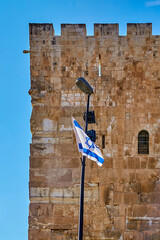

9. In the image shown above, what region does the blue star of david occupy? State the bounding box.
[85,137,94,149]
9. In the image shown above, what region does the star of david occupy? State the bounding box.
[85,137,94,149]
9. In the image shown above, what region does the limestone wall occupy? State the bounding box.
[29,23,160,240]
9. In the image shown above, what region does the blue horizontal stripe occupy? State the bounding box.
[74,120,83,130]
[82,148,104,164]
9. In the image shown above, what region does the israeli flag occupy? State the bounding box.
[72,117,104,166]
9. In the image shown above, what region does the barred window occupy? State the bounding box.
[138,130,149,154]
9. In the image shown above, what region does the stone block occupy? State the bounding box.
[148,157,157,169]
[147,204,160,217]
[128,157,135,169]
[133,204,147,217]
[124,231,144,240]
[144,231,160,240]
[114,217,126,230]
[127,220,138,231]
[155,181,160,192]
[29,229,52,240]
[113,192,124,204]
[131,182,141,194]
[141,181,155,193]
[124,192,139,204]
[151,192,160,204]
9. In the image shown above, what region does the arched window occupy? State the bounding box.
[138,130,149,154]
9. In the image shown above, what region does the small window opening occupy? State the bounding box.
[138,130,149,154]
[102,135,105,149]
[99,54,101,77]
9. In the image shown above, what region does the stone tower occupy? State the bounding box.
[29,23,160,240]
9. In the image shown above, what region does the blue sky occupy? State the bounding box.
[0,0,160,239]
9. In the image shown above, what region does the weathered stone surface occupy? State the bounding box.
[29,23,160,240]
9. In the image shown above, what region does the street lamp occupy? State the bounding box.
[76,77,93,240]
[76,77,93,96]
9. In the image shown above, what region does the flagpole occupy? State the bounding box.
[78,94,90,240]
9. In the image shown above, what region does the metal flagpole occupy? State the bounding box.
[78,94,90,240]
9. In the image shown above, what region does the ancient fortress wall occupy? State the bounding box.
[29,23,160,240]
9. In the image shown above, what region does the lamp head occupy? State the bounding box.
[76,77,93,95]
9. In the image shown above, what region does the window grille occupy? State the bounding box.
[138,130,149,154]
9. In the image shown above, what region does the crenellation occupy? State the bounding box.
[29,23,160,39]
[127,23,152,36]
[94,23,119,37]
[61,24,86,37]
[29,23,54,36]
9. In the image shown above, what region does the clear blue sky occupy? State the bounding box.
[0,0,160,239]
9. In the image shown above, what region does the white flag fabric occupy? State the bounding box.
[72,117,104,166]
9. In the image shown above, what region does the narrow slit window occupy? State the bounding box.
[138,130,149,154]
[102,135,105,149]
[99,54,101,77]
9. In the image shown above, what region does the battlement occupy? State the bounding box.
[29,23,54,36]
[127,23,152,36]
[29,23,156,37]
[94,24,119,36]
[61,24,86,36]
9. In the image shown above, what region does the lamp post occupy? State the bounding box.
[76,77,93,240]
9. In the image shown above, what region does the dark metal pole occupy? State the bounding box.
[78,94,90,240]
